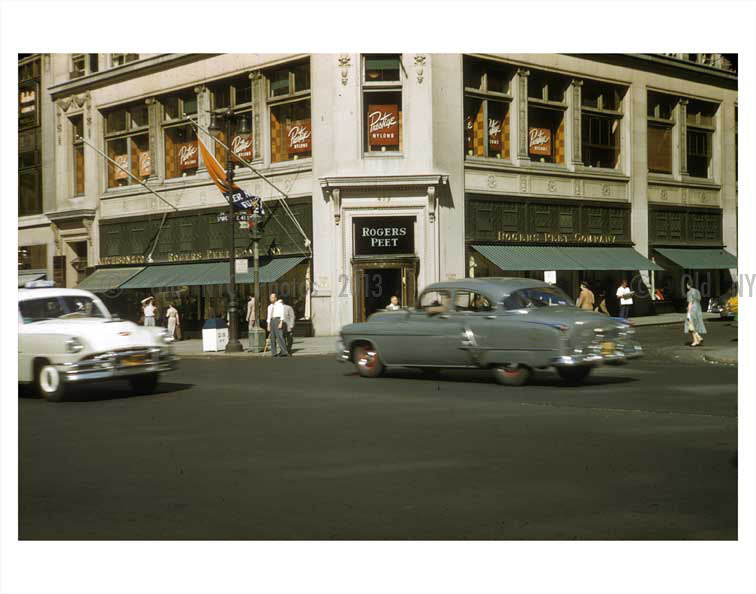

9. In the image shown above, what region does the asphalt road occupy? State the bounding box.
[18,323,737,540]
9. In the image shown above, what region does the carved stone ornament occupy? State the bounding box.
[414,55,426,84]
[487,175,496,189]
[519,175,528,193]
[681,189,689,204]
[330,188,342,225]
[82,219,93,248]
[700,191,708,203]
[601,183,611,197]
[574,179,581,196]
[427,185,437,223]
[74,93,87,108]
[56,106,63,145]
[58,97,72,112]
[338,55,351,86]
[547,180,557,193]
[660,189,668,201]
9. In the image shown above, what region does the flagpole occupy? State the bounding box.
[186,116,311,253]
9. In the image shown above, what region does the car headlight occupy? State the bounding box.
[65,337,84,353]
[157,330,174,344]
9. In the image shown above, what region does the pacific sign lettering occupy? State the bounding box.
[354,216,415,256]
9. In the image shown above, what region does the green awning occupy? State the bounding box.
[561,247,663,271]
[655,248,737,270]
[472,245,662,271]
[77,267,145,292]
[18,271,46,288]
[120,257,306,289]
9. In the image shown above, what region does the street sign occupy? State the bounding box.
[544,270,557,284]
[235,258,249,275]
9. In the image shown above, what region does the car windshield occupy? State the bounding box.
[19,295,109,324]
[503,286,575,309]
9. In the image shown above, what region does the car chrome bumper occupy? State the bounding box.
[552,342,642,367]
[59,348,179,383]
[337,340,351,363]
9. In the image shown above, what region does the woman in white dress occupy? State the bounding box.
[166,303,180,339]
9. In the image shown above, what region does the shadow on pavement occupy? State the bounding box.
[20,381,194,403]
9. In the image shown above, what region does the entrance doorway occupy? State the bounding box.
[352,257,418,322]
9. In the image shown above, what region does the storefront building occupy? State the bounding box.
[27,53,737,335]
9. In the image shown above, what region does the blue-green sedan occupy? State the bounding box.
[338,278,642,386]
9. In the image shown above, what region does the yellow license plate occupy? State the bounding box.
[601,341,615,355]
[122,355,146,366]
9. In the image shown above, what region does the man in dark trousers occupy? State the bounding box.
[266,292,288,357]
[283,299,296,354]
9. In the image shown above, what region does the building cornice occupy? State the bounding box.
[46,208,97,222]
[48,54,219,98]
[320,174,448,191]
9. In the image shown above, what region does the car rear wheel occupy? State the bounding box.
[128,373,159,394]
[557,366,592,385]
[35,362,65,402]
[493,364,532,386]
[353,344,384,378]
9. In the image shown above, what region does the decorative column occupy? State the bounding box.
[249,71,263,161]
[194,85,211,174]
[678,98,688,176]
[516,68,530,162]
[571,79,583,167]
[144,97,160,182]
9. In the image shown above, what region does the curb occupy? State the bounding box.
[176,351,334,359]
[702,353,738,366]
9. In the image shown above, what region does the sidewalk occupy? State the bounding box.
[171,312,723,359]
[171,335,338,358]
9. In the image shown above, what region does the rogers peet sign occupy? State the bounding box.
[354,216,415,256]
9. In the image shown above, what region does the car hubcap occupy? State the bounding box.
[357,349,376,368]
[40,365,60,393]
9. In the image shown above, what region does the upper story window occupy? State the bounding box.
[110,53,139,67]
[527,71,568,164]
[18,245,47,270]
[647,91,677,174]
[363,54,402,154]
[19,56,42,216]
[210,76,253,164]
[686,99,717,179]
[103,104,150,188]
[580,80,625,169]
[71,115,85,195]
[266,60,311,163]
[70,54,99,79]
[161,91,198,178]
[19,56,40,130]
[463,58,513,160]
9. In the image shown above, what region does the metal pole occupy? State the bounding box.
[225,112,243,352]
[254,238,261,343]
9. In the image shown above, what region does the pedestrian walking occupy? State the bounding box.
[575,282,595,311]
[283,300,296,354]
[616,280,634,319]
[245,296,257,351]
[685,281,707,346]
[141,296,157,327]
[166,303,180,339]
[594,290,610,315]
[266,292,288,357]
[385,295,401,311]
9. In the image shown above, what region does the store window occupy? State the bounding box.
[103,104,151,187]
[647,92,676,174]
[161,91,198,178]
[210,76,253,164]
[18,169,42,217]
[363,54,402,153]
[527,71,568,164]
[111,53,139,67]
[463,58,513,159]
[267,60,311,163]
[70,54,99,79]
[581,80,624,169]
[18,245,47,270]
[686,99,717,179]
[71,115,85,195]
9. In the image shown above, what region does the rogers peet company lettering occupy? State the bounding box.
[354,216,415,256]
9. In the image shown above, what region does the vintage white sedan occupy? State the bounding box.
[18,284,178,401]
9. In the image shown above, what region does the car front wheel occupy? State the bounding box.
[493,364,532,386]
[557,366,592,385]
[128,373,159,394]
[352,344,384,378]
[35,362,65,402]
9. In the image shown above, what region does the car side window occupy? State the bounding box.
[419,290,452,313]
[454,291,493,312]
[502,292,528,310]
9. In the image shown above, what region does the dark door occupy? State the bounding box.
[363,268,402,318]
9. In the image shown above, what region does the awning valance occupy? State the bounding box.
[654,248,737,270]
[120,257,306,289]
[77,267,145,292]
[471,245,662,271]
[18,271,46,288]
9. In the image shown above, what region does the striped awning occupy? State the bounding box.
[77,267,145,292]
[120,257,306,289]
[471,245,662,271]
[654,248,737,270]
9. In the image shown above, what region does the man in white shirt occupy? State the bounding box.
[142,297,157,327]
[266,292,288,357]
[385,295,401,311]
[616,279,634,319]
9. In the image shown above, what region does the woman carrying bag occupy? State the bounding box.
[685,281,707,347]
